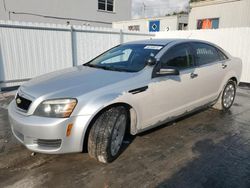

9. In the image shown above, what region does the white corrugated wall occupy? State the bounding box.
[156,28,250,83]
[2,21,249,87]
[73,26,121,65]
[0,21,72,82]
[0,21,154,89]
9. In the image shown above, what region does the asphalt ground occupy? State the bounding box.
[0,88,250,188]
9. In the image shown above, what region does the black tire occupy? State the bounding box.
[88,106,128,163]
[213,79,236,111]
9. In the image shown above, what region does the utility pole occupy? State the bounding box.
[3,0,6,11]
[142,2,146,18]
[2,0,10,20]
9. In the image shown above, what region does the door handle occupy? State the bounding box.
[190,73,198,79]
[222,64,227,69]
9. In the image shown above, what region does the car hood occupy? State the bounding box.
[20,66,137,98]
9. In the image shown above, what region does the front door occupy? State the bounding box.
[142,43,201,129]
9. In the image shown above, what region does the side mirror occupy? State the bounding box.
[156,67,180,76]
[146,57,157,66]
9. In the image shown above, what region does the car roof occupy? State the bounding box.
[124,39,175,46]
[123,38,231,58]
[123,38,211,46]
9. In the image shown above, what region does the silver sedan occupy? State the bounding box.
[8,39,242,163]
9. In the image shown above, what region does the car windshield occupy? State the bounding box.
[84,44,163,72]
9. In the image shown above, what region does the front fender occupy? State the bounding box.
[77,92,123,116]
[75,92,139,135]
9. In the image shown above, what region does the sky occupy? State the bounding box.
[132,0,189,19]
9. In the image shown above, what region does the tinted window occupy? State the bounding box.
[193,43,221,65]
[217,49,228,61]
[161,44,194,70]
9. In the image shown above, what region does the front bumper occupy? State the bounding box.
[8,101,92,154]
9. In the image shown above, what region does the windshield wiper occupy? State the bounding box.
[83,64,135,72]
[83,64,105,69]
[100,66,135,72]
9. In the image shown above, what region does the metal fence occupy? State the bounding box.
[2,22,249,91]
[0,21,154,90]
[156,28,250,83]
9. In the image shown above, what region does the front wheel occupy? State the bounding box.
[88,106,128,163]
[213,80,236,111]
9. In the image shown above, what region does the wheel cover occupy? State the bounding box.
[110,114,126,156]
[223,83,235,108]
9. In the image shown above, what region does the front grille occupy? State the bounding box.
[34,139,62,148]
[15,93,32,111]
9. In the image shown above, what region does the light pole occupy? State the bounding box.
[142,2,146,18]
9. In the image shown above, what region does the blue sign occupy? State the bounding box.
[149,20,160,32]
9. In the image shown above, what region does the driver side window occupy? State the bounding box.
[161,44,194,70]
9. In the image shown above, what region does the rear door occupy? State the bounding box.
[191,42,228,104]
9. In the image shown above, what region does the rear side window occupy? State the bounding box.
[161,44,194,70]
[192,43,221,65]
[217,49,228,61]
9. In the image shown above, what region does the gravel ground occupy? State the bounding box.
[0,88,250,188]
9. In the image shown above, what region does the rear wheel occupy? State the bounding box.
[213,80,236,111]
[88,106,128,163]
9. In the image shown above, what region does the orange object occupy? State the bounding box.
[63,101,77,117]
[202,19,212,29]
[66,123,73,137]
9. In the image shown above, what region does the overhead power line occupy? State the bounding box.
[10,11,111,24]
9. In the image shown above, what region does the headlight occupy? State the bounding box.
[34,99,77,118]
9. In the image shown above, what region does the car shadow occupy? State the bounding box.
[120,133,136,155]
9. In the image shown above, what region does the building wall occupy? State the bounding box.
[0,0,131,27]
[113,15,188,33]
[159,17,179,31]
[113,19,149,32]
[189,0,250,30]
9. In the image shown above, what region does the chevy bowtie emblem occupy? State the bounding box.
[16,98,22,104]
